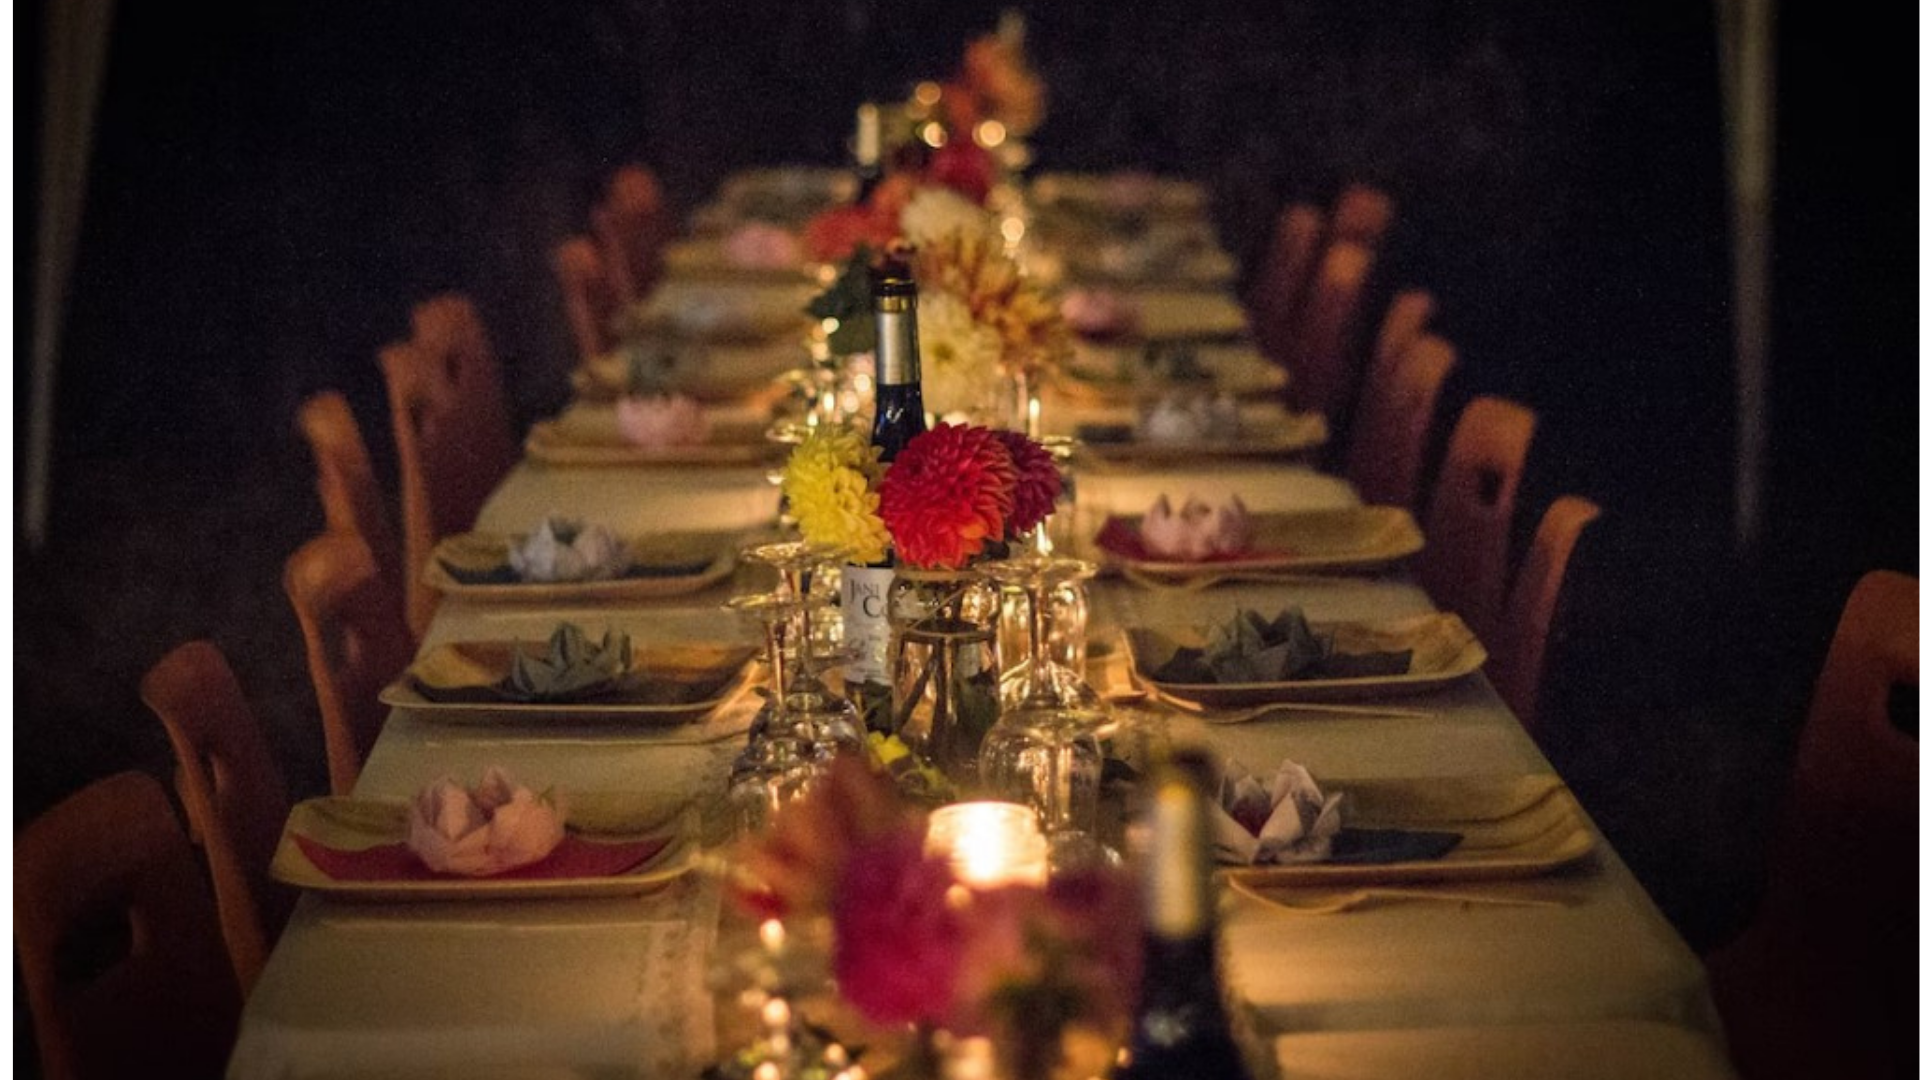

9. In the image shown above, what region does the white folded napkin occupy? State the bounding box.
[509,516,631,583]
[616,393,710,449]
[1139,393,1241,443]
[1212,759,1346,865]
[1139,493,1253,560]
[407,767,568,876]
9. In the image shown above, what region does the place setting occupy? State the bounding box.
[1091,489,1426,588]
[424,515,741,603]
[268,766,700,902]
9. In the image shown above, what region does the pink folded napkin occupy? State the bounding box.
[1139,494,1253,560]
[723,222,803,270]
[295,833,669,882]
[616,394,710,449]
[1096,510,1287,565]
[408,768,566,875]
[1061,288,1142,340]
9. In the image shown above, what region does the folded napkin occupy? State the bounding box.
[724,221,803,270]
[1149,607,1415,685]
[617,393,711,449]
[1213,759,1347,865]
[1138,494,1253,561]
[1139,393,1240,444]
[1062,288,1142,340]
[509,517,631,583]
[505,623,634,703]
[1095,513,1287,566]
[406,768,567,876]
[1211,759,1467,868]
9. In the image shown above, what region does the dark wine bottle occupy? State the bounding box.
[867,257,928,462]
[839,256,928,726]
[1117,749,1256,1080]
[852,101,884,204]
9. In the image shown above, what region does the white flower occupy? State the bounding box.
[900,186,993,248]
[918,290,1006,421]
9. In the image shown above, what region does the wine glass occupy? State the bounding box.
[725,591,820,831]
[738,541,866,760]
[977,555,1109,845]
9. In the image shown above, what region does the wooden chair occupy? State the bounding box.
[555,234,619,362]
[1487,495,1603,732]
[1371,288,1436,372]
[16,771,242,1080]
[296,391,402,586]
[1329,182,1395,248]
[1247,202,1325,363]
[1346,330,1456,510]
[1709,571,1918,1080]
[1417,395,1537,639]
[1285,238,1377,427]
[139,640,295,995]
[591,164,671,305]
[380,292,517,636]
[284,532,414,795]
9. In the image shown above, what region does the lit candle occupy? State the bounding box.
[926,802,1048,888]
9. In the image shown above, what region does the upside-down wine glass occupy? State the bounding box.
[724,591,819,832]
[977,555,1109,857]
[738,541,865,760]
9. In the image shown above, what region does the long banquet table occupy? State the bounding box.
[228,173,1740,1080]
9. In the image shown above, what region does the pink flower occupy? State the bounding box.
[730,755,915,919]
[832,830,965,1025]
[993,430,1064,537]
[878,423,1018,569]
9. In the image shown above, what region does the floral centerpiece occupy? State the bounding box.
[780,420,1061,572]
[731,756,1140,1080]
[803,189,1072,426]
[780,420,1062,774]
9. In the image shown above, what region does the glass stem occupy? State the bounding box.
[1026,574,1060,707]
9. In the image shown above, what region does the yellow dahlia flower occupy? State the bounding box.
[781,425,890,564]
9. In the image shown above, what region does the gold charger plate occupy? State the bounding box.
[569,338,800,407]
[1098,505,1425,579]
[525,404,777,467]
[423,530,738,602]
[1124,613,1487,707]
[379,640,758,722]
[1073,410,1328,465]
[269,797,696,901]
[1072,288,1250,344]
[621,280,816,344]
[1226,775,1596,887]
[1058,341,1288,403]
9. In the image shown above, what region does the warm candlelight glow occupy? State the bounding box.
[759,917,786,954]
[926,801,1048,887]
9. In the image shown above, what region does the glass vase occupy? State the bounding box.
[888,568,1001,780]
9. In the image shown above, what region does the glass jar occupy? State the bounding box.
[888,568,1001,779]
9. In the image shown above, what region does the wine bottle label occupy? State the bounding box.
[841,564,895,685]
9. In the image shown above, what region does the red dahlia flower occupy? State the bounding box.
[878,423,1017,569]
[993,430,1063,537]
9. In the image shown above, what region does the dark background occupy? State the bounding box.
[12,0,1915,1030]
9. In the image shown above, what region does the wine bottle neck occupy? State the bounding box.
[854,102,882,169]
[1144,762,1217,940]
[873,282,921,387]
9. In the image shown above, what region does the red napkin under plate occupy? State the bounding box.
[1095,516,1294,564]
[295,833,670,882]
